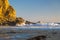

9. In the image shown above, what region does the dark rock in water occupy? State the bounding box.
[25,21,36,24]
[27,35,46,40]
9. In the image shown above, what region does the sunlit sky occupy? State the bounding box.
[9,0,60,22]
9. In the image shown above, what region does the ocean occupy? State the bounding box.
[0,25,60,40]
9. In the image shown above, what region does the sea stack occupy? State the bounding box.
[0,0,16,25]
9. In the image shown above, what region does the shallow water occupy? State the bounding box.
[0,26,60,40]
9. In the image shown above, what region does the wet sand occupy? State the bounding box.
[0,26,60,40]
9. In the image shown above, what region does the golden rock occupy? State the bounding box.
[0,0,16,23]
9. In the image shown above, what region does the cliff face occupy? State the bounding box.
[0,0,16,25]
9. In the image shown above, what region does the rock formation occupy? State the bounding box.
[27,35,46,40]
[16,17,25,26]
[0,0,25,26]
[0,0,16,25]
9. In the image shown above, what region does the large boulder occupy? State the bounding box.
[0,0,16,25]
[16,17,25,24]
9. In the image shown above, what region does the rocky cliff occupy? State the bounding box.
[0,0,16,25]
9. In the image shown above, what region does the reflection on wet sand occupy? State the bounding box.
[0,27,60,40]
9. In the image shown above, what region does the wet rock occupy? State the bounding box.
[27,35,46,40]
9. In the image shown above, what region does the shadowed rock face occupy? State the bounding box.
[0,0,16,25]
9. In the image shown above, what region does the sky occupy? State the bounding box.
[9,0,60,22]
